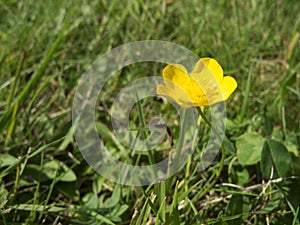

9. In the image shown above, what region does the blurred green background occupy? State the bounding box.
[0,0,299,224]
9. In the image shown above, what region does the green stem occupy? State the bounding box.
[197,106,212,128]
[193,106,226,201]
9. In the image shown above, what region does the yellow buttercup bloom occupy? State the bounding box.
[156,58,237,107]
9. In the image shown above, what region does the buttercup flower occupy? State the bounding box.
[156,58,237,107]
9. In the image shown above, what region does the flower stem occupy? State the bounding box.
[194,106,226,201]
[197,106,212,128]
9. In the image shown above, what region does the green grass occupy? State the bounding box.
[1,0,300,224]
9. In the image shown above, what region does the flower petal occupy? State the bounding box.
[156,58,237,108]
[191,58,223,85]
[156,83,195,108]
[156,84,179,103]
[219,76,238,100]
[162,64,189,87]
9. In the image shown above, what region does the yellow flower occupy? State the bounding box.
[156,58,237,107]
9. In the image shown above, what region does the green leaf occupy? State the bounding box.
[24,160,77,182]
[83,193,99,209]
[103,185,121,208]
[277,178,300,222]
[224,135,236,154]
[96,121,115,145]
[229,165,250,186]
[56,182,80,201]
[91,211,116,225]
[0,153,17,168]
[236,132,265,165]
[43,160,77,182]
[110,204,129,219]
[286,140,299,157]
[260,139,292,179]
[225,194,250,225]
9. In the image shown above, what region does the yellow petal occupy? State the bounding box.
[162,64,189,88]
[191,58,223,85]
[193,95,210,107]
[157,58,237,108]
[156,84,179,103]
[201,58,224,83]
[156,83,195,107]
[219,76,238,100]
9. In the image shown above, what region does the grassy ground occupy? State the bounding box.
[1,0,300,224]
